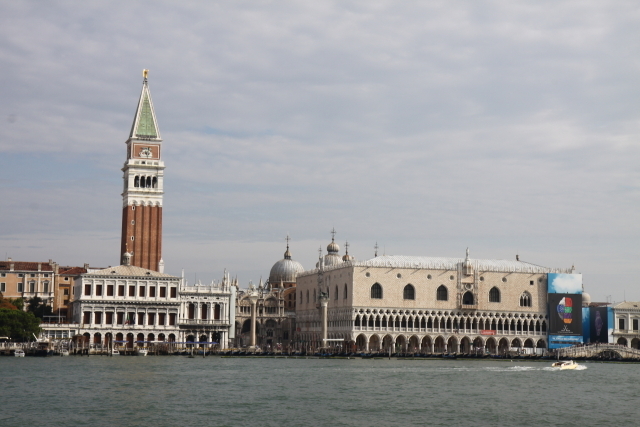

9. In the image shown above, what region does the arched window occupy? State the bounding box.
[520,292,532,307]
[134,176,140,187]
[344,284,347,299]
[371,283,382,299]
[146,176,152,188]
[403,284,415,300]
[152,177,157,188]
[306,290,309,304]
[436,285,448,301]
[335,285,338,300]
[462,291,474,305]
[489,287,500,303]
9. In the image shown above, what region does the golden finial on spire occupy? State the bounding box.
[143,69,149,79]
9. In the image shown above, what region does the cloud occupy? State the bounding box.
[0,1,639,301]
[549,274,583,294]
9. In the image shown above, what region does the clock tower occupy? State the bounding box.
[120,70,164,271]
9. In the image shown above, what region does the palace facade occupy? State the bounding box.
[296,243,574,355]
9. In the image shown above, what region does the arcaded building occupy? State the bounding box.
[296,245,574,354]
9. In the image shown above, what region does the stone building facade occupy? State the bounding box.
[232,241,304,349]
[70,257,234,349]
[296,248,573,354]
[0,259,55,305]
[70,259,182,348]
[612,301,640,349]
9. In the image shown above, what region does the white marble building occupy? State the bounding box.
[297,241,573,355]
[70,254,233,349]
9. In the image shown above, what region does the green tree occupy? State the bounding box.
[26,296,52,321]
[0,309,41,341]
[11,297,24,311]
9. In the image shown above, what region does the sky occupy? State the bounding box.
[1,1,639,302]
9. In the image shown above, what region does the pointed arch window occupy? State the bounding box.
[403,284,415,300]
[335,285,338,300]
[371,283,383,299]
[489,287,501,303]
[520,291,532,307]
[436,285,448,301]
[343,284,347,299]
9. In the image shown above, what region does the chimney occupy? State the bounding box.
[38,263,42,272]
[84,263,89,270]
[10,263,14,271]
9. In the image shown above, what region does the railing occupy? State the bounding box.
[178,319,229,326]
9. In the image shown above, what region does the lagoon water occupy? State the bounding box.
[1,356,637,427]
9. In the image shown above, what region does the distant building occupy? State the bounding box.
[0,259,55,306]
[70,254,182,348]
[233,240,304,349]
[297,242,573,355]
[612,302,640,348]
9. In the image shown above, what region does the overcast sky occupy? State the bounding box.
[1,1,639,302]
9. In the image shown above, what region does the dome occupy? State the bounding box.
[269,245,304,284]
[582,292,591,307]
[323,253,343,266]
[327,240,340,254]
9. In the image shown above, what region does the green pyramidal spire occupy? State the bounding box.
[129,70,160,140]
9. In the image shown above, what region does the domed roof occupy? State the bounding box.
[269,244,304,284]
[342,240,354,261]
[327,240,339,254]
[582,292,591,307]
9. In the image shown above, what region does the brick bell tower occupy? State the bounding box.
[120,70,164,272]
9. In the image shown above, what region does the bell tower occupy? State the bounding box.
[120,70,164,271]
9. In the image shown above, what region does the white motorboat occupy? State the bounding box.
[14,349,25,357]
[111,349,120,356]
[60,349,70,356]
[136,348,148,356]
[552,360,578,370]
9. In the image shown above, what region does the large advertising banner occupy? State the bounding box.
[589,306,610,344]
[548,273,583,349]
[549,293,583,336]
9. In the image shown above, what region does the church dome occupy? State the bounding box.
[327,240,340,254]
[269,244,304,285]
[582,292,591,307]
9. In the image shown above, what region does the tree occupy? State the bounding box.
[0,293,18,310]
[26,296,53,321]
[11,297,24,311]
[0,309,41,341]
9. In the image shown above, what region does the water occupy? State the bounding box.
[0,356,637,426]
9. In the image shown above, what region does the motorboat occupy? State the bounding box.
[135,348,148,356]
[552,360,578,370]
[14,349,25,357]
[60,349,70,357]
[111,348,120,356]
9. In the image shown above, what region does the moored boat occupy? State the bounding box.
[14,349,25,357]
[136,348,148,356]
